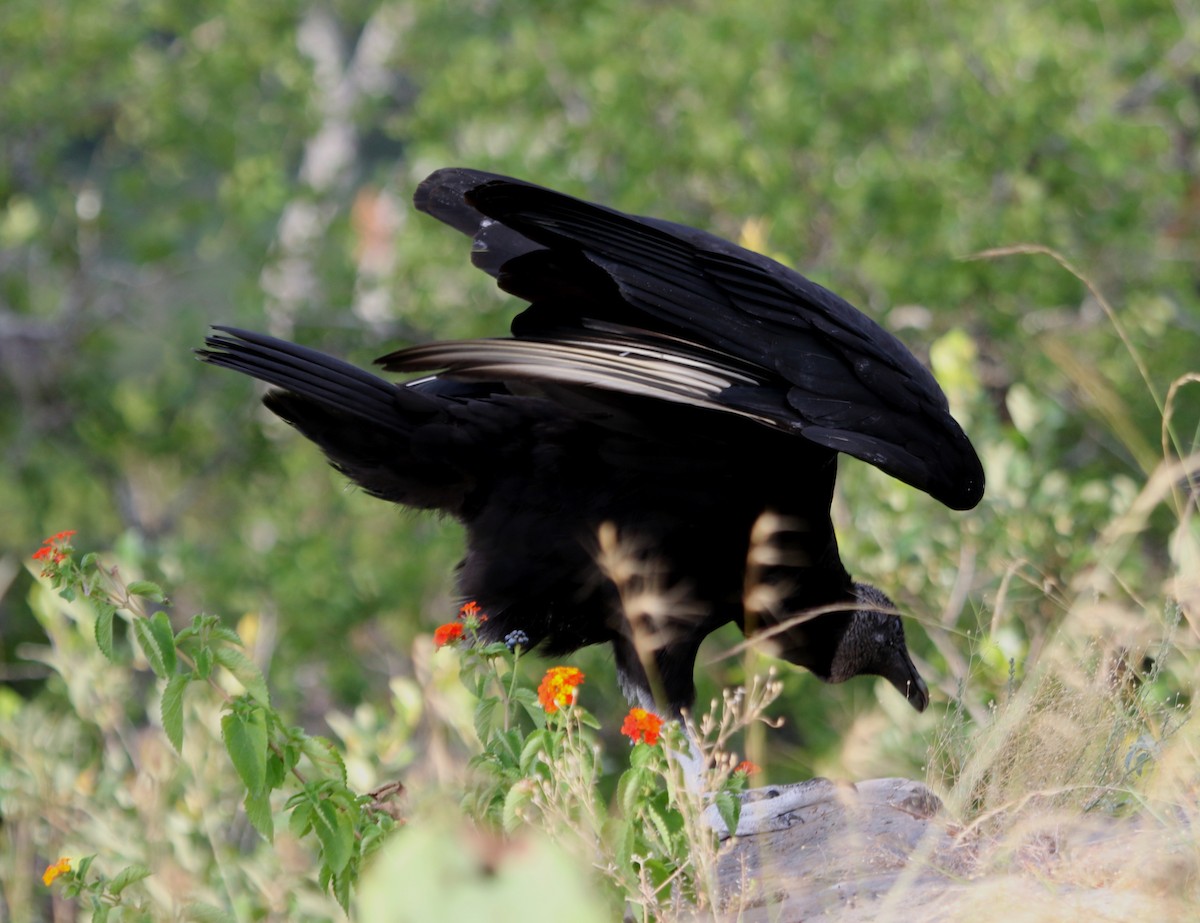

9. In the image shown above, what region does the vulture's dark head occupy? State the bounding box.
[827,583,929,712]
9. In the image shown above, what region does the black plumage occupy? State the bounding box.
[199,168,984,716]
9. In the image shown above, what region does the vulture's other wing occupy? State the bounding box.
[414,168,984,511]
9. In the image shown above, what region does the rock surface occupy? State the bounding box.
[710,777,965,921]
[704,776,1194,922]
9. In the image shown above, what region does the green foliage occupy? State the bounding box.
[13,534,401,916]
[436,611,763,917]
[44,854,154,923]
[11,536,771,919]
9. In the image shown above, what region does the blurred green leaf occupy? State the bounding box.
[311,797,355,874]
[126,580,166,603]
[244,789,275,842]
[94,602,116,662]
[213,645,270,707]
[162,673,189,753]
[222,705,268,796]
[108,863,151,896]
[133,613,176,678]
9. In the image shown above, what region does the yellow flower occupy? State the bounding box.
[42,857,71,886]
[537,666,585,714]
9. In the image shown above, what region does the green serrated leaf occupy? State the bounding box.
[161,673,189,753]
[643,856,677,894]
[211,624,244,645]
[300,735,347,783]
[150,611,176,666]
[108,863,151,896]
[473,696,499,743]
[60,878,84,901]
[512,687,539,706]
[221,707,268,795]
[612,817,636,870]
[492,728,523,767]
[94,603,115,662]
[133,616,174,678]
[194,646,213,679]
[360,817,393,856]
[59,586,76,603]
[177,613,211,641]
[648,796,676,849]
[518,730,550,775]
[619,768,649,817]
[280,735,303,776]
[501,782,534,833]
[213,645,270,706]
[289,801,313,838]
[80,552,99,572]
[128,612,177,678]
[126,579,166,603]
[630,743,656,769]
[332,867,353,913]
[714,790,741,837]
[283,790,307,811]
[265,750,286,789]
[244,789,274,840]
[182,902,237,923]
[311,798,355,874]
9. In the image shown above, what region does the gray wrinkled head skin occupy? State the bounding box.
[829,583,929,712]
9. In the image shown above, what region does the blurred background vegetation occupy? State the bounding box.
[2,0,1198,916]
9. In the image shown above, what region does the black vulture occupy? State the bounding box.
[199,168,983,722]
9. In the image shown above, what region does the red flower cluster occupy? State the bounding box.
[32,530,76,575]
[433,622,465,647]
[432,599,489,648]
[619,707,664,746]
[733,760,761,776]
[537,666,585,714]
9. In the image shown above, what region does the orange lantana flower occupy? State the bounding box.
[32,530,76,574]
[458,600,486,622]
[433,622,465,647]
[620,707,664,745]
[733,760,761,776]
[42,857,71,886]
[537,666,585,714]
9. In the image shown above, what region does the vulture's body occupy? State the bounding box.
[201,168,983,715]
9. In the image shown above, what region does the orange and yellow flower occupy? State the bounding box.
[42,857,71,887]
[537,666,585,714]
[433,622,465,647]
[620,707,664,745]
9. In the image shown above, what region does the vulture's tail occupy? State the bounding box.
[197,326,473,512]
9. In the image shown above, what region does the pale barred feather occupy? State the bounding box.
[390,336,781,426]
